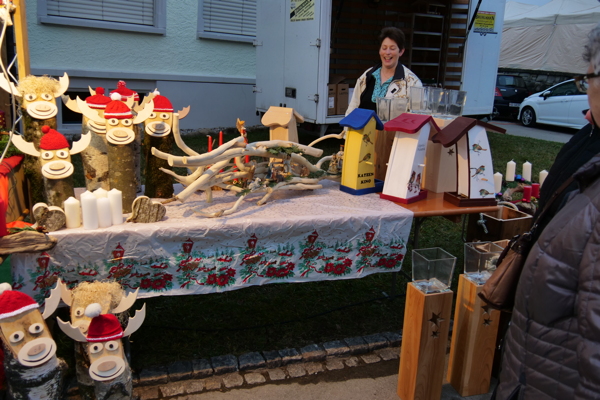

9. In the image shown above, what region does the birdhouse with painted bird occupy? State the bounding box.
[339,108,383,195]
[431,117,505,206]
[380,113,440,204]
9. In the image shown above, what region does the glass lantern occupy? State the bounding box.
[412,247,457,294]
[463,242,504,285]
[377,97,408,123]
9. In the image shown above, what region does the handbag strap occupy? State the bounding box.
[530,175,576,235]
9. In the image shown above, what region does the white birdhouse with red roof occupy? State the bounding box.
[261,106,304,143]
[431,117,505,206]
[380,113,440,203]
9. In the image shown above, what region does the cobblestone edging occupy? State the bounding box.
[128,331,402,400]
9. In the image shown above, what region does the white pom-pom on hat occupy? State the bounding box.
[85,303,102,318]
[110,92,122,101]
[0,283,11,295]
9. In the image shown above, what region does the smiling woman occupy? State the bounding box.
[345,27,422,115]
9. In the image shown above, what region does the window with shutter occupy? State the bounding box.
[197,0,257,43]
[37,0,167,35]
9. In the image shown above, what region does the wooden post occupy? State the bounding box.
[12,0,31,78]
[107,143,136,213]
[447,274,500,397]
[144,132,174,198]
[398,282,453,400]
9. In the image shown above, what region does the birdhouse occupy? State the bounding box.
[431,117,505,206]
[339,108,384,195]
[380,113,440,204]
[422,118,457,193]
[261,106,305,143]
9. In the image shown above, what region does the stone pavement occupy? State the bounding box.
[64,330,496,400]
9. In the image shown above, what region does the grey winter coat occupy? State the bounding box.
[496,154,600,399]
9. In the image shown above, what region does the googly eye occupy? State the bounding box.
[41,93,53,101]
[121,119,133,127]
[149,112,156,119]
[105,341,120,351]
[28,323,44,335]
[41,151,54,160]
[90,343,103,354]
[9,331,24,343]
[108,118,119,126]
[160,113,169,120]
[24,94,36,101]
[56,150,69,159]
[74,307,84,317]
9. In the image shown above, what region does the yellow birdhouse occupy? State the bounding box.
[339,109,384,195]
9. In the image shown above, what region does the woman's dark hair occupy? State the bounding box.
[378,27,405,50]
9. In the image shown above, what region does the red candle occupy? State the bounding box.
[0,198,7,237]
[523,185,532,202]
[207,135,213,152]
[245,155,250,164]
[531,183,540,198]
[219,130,223,147]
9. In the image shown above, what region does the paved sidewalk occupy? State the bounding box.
[491,119,576,143]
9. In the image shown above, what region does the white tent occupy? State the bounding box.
[499,0,600,74]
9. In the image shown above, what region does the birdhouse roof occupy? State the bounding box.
[384,113,440,134]
[431,117,506,147]
[261,106,304,127]
[339,108,383,130]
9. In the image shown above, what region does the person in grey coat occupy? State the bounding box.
[495,24,600,399]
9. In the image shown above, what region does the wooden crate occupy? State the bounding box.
[466,206,532,242]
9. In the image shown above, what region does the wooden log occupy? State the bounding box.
[398,283,453,400]
[447,275,500,397]
[80,119,110,191]
[107,143,136,214]
[133,124,142,195]
[143,132,174,198]
[22,113,55,207]
[43,176,75,209]
[2,342,67,400]
[0,230,57,254]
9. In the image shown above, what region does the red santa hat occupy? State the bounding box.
[85,304,123,342]
[0,284,39,320]
[85,87,111,110]
[110,81,139,102]
[151,91,173,113]
[39,125,69,150]
[104,95,133,119]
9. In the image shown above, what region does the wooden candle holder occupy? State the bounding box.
[447,274,500,397]
[398,282,453,400]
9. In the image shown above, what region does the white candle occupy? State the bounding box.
[506,160,516,182]
[97,198,112,228]
[80,191,99,230]
[108,188,123,225]
[539,170,549,187]
[64,197,81,229]
[93,188,108,198]
[522,161,532,182]
[494,172,503,194]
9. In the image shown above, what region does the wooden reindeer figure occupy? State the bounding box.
[76,93,154,213]
[0,282,66,399]
[0,73,70,205]
[58,281,138,400]
[62,87,112,191]
[12,125,91,208]
[58,302,146,400]
[140,90,190,198]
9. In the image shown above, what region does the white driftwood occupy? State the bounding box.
[172,113,199,157]
[247,140,323,158]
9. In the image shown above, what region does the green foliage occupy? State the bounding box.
[267,145,302,156]
[0,134,23,159]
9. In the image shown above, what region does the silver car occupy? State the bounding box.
[518,79,588,130]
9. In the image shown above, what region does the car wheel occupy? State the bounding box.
[521,107,536,127]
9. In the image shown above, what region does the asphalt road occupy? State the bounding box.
[488,117,578,144]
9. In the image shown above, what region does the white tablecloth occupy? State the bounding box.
[11,180,413,303]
